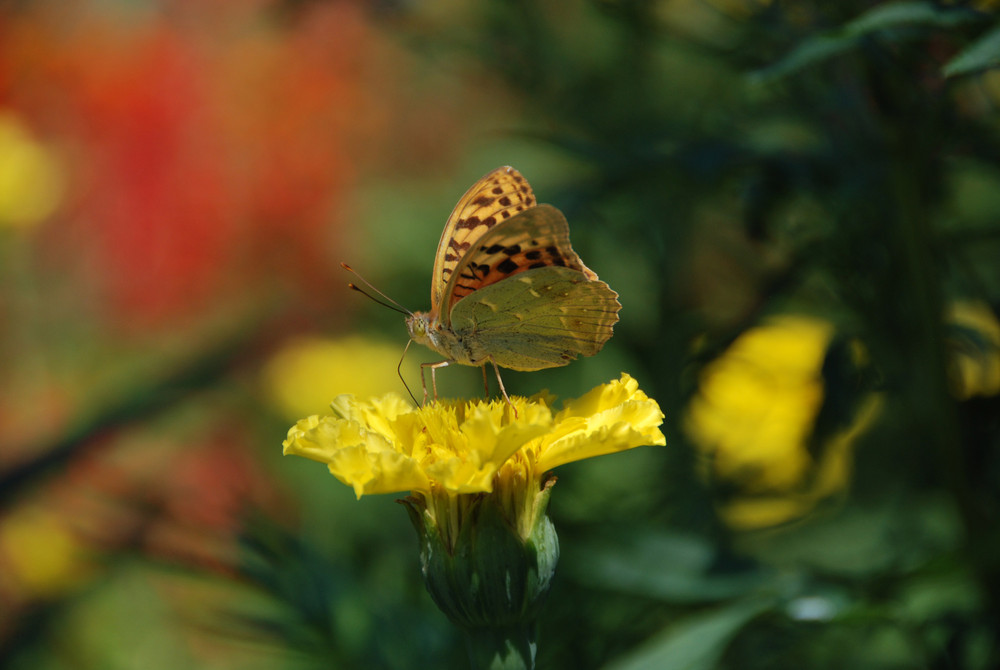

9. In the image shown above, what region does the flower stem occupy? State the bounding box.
[462,623,537,670]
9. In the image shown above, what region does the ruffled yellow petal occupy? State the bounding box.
[282,407,431,498]
[405,405,496,493]
[282,374,665,499]
[328,444,431,498]
[282,414,368,463]
[537,374,667,471]
[330,392,413,446]
[411,400,552,493]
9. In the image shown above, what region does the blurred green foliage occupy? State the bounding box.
[3,0,1000,669]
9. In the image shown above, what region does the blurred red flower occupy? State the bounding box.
[1,2,378,330]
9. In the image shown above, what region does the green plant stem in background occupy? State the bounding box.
[873,53,1000,625]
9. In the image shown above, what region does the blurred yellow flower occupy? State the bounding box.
[262,335,420,420]
[685,315,882,529]
[722,395,882,530]
[0,506,94,598]
[0,112,64,229]
[945,300,1000,400]
[687,316,832,488]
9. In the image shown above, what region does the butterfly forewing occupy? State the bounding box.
[448,266,621,370]
[409,166,620,387]
[442,204,597,320]
[431,167,536,313]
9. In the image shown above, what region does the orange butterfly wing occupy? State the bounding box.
[440,204,598,325]
[430,166,536,315]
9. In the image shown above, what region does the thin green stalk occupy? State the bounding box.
[462,624,537,670]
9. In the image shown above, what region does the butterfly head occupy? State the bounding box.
[405,311,434,347]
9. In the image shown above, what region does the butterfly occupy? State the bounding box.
[404,166,621,404]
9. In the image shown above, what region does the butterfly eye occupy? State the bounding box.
[406,314,429,340]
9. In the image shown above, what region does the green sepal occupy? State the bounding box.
[399,478,559,669]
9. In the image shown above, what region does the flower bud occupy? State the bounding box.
[402,477,559,669]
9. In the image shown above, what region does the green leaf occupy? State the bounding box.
[602,598,774,670]
[847,2,979,34]
[570,532,773,603]
[944,24,1000,77]
[749,33,851,85]
[750,2,982,84]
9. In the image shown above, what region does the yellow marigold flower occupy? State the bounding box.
[685,315,882,529]
[284,373,664,656]
[283,373,666,503]
[283,372,665,553]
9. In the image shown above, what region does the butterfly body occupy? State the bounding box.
[407,264,617,370]
[406,311,481,366]
[409,167,620,396]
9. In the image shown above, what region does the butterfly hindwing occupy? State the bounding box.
[448,265,621,371]
[442,204,597,319]
[431,166,536,313]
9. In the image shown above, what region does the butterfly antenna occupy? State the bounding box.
[341,263,412,316]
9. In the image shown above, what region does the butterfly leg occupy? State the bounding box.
[420,360,452,404]
[490,359,517,418]
[481,365,490,398]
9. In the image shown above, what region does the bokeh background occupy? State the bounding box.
[2,1,1000,668]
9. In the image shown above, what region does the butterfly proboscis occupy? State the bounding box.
[341,263,501,409]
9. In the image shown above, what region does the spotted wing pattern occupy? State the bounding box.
[448,265,621,370]
[441,204,597,320]
[430,166,536,314]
